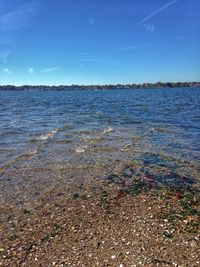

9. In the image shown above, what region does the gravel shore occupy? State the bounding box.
[1,158,200,267]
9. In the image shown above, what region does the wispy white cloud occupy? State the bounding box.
[143,23,155,33]
[119,44,150,51]
[0,50,11,63]
[0,1,39,32]
[2,68,11,74]
[119,0,177,40]
[28,67,34,75]
[138,0,178,25]
[41,67,59,73]
[88,17,95,25]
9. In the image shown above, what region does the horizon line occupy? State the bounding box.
[0,81,200,87]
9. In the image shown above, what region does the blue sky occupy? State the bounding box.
[0,0,199,85]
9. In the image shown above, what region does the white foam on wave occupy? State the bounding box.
[35,129,59,141]
[75,145,87,153]
[102,127,114,135]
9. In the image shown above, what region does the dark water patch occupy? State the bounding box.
[105,155,198,195]
[142,153,180,168]
[50,139,72,144]
[155,172,195,190]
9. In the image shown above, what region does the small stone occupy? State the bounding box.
[190,241,196,247]
[111,255,116,259]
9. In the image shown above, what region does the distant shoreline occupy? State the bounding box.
[0,82,200,91]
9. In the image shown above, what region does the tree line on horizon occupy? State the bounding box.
[0,81,200,91]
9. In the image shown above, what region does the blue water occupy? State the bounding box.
[0,87,200,170]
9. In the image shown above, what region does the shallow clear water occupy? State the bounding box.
[0,87,200,169]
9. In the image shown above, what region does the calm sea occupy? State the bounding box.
[0,87,200,173]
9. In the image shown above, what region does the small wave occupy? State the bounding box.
[35,129,59,141]
[102,127,114,135]
[0,148,38,175]
[62,123,72,130]
[83,136,102,143]
[75,145,87,153]
[153,127,179,135]
[78,129,97,135]
[26,149,38,156]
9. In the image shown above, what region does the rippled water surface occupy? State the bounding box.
[0,88,200,173]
